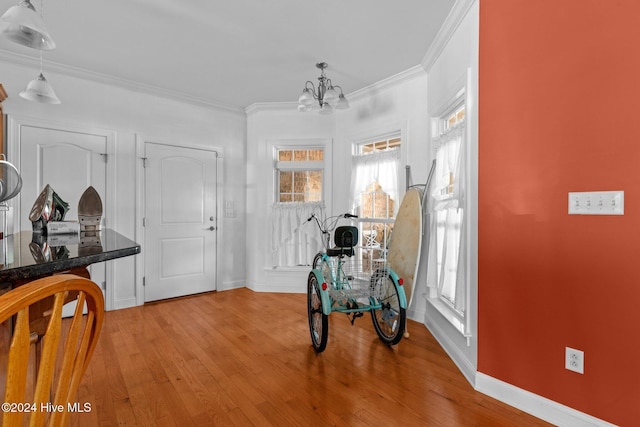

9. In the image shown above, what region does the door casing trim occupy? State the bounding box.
[135,134,223,306]
[7,114,117,310]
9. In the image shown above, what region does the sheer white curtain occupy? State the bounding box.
[427,122,466,314]
[350,148,400,210]
[271,202,325,267]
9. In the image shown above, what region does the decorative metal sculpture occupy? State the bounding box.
[29,184,69,233]
[78,186,102,231]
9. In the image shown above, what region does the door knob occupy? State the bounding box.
[205,226,215,231]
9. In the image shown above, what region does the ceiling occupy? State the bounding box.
[0,0,455,110]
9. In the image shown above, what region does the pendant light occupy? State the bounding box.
[19,74,60,104]
[0,0,55,50]
[9,0,61,105]
[19,50,60,104]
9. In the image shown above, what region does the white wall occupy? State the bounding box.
[422,0,479,385]
[1,59,247,307]
[245,105,333,292]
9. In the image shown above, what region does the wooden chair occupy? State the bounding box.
[0,274,104,426]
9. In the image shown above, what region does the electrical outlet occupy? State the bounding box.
[565,347,584,374]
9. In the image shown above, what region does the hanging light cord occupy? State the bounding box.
[38,0,43,73]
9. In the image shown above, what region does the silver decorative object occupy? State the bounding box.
[78,186,102,231]
[29,184,68,233]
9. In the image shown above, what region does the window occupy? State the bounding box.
[444,104,465,132]
[351,135,401,273]
[272,146,327,268]
[427,100,469,337]
[276,148,324,202]
[358,137,401,155]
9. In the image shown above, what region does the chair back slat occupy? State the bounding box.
[31,292,65,426]
[3,308,30,427]
[51,291,87,425]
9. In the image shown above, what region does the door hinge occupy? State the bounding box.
[142,277,146,287]
[142,217,146,227]
[100,153,108,163]
[141,157,148,168]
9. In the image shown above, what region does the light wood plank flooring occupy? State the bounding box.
[71,288,551,426]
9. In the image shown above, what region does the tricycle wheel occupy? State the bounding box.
[312,251,323,269]
[307,272,328,352]
[370,268,405,345]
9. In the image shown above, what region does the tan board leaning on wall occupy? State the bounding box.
[387,187,423,339]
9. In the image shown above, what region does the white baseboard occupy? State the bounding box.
[219,280,245,291]
[112,297,137,310]
[475,373,617,427]
[248,282,303,293]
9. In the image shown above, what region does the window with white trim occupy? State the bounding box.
[276,148,324,202]
[427,100,469,337]
[272,146,326,267]
[351,134,401,273]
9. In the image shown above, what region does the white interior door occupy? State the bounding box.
[143,142,218,302]
[17,124,108,301]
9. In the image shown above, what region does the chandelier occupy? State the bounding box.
[298,62,349,114]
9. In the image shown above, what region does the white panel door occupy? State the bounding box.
[144,142,217,302]
[18,124,108,288]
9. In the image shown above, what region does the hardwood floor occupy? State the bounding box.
[70,288,551,426]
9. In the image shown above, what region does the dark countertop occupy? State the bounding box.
[0,229,141,282]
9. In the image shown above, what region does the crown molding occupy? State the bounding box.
[347,64,426,102]
[245,101,298,116]
[421,0,477,72]
[0,49,246,116]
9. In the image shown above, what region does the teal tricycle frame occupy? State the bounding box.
[306,213,407,353]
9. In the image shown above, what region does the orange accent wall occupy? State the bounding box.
[479,1,640,424]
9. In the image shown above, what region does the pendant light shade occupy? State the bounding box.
[19,73,60,104]
[334,93,349,110]
[322,86,339,107]
[319,102,333,115]
[298,88,314,106]
[0,0,55,50]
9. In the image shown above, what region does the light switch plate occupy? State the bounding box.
[568,191,624,215]
[224,200,236,218]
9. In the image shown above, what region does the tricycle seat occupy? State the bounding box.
[326,226,358,257]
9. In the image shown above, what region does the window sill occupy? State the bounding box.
[425,294,470,342]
